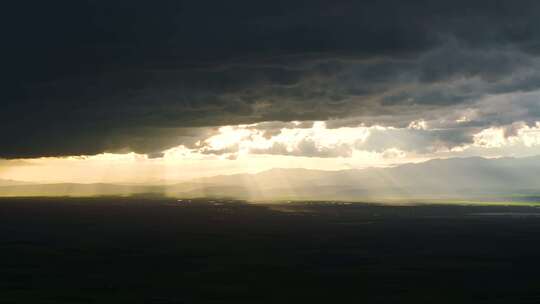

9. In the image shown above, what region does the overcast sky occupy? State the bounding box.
[2,1,540,182]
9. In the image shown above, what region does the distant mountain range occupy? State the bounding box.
[2,156,540,200]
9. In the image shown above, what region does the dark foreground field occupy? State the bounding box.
[2,198,540,303]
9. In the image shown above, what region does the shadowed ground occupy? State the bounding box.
[1,197,540,303]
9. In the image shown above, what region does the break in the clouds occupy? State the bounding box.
[3,1,540,158]
[179,118,540,159]
[4,120,540,184]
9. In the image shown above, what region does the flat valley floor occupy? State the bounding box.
[2,198,540,303]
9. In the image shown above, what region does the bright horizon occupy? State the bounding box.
[2,117,540,184]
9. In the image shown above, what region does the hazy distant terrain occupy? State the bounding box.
[2,156,540,200]
[0,179,34,186]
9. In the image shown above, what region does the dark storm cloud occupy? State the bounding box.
[3,0,540,158]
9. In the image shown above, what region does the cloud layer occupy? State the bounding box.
[3,1,540,158]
